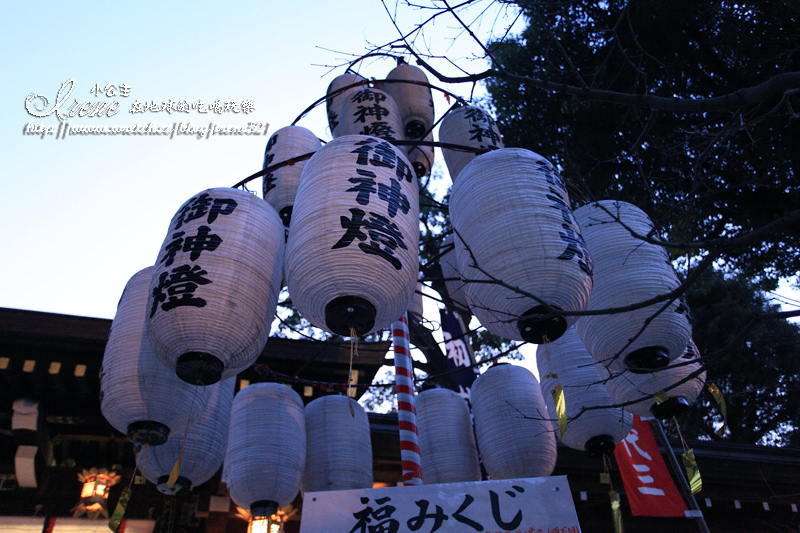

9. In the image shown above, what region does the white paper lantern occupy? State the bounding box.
[261,125,322,227]
[438,233,471,315]
[333,87,404,142]
[285,135,419,336]
[438,105,503,182]
[326,72,367,135]
[408,280,424,321]
[537,328,632,456]
[416,387,481,483]
[598,339,706,419]
[574,200,692,372]
[147,188,285,385]
[225,383,305,518]
[450,148,593,343]
[101,267,207,445]
[303,395,372,492]
[470,364,557,479]
[384,63,435,140]
[406,132,434,178]
[137,377,235,494]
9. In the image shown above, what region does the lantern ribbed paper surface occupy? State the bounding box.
[416,388,482,483]
[261,125,322,227]
[438,233,471,314]
[137,377,234,495]
[384,63,434,140]
[438,106,503,182]
[303,395,372,492]
[285,135,419,336]
[470,364,557,479]
[450,148,593,343]
[101,267,207,446]
[407,132,434,178]
[407,280,424,320]
[147,188,284,385]
[225,383,305,516]
[537,328,633,457]
[334,88,404,142]
[574,200,692,372]
[326,72,367,135]
[598,339,706,419]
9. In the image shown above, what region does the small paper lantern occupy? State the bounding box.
[450,148,593,343]
[326,72,367,134]
[470,364,557,479]
[333,87,403,142]
[285,135,419,336]
[261,125,322,227]
[384,63,435,139]
[225,383,305,519]
[416,387,481,483]
[101,267,207,445]
[574,200,692,372]
[137,377,235,494]
[438,233,471,315]
[148,188,285,385]
[598,339,706,419]
[406,132,434,178]
[303,395,372,492]
[537,328,632,457]
[438,105,503,182]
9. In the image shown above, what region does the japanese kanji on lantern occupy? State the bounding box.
[449,148,593,344]
[261,125,322,227]
[333,86,404,143]
[303,395,373,493]
[438,105,504,182]
[147,187,285,385]
[326,72,367,135]
[100,266,208,446]
[225,383,306,520]
[416,387,482,484]
[598,339,706,420]
[383,62,435,140]
[536,327,633,457]
[284,135,419,336]
[470,364,557,479]
[136,377,235,495]
[574,200,692,372]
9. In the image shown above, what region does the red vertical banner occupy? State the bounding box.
[614,416,687,517]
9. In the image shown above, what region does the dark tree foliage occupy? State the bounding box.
[485,0,800,288]
[678,271,800,446]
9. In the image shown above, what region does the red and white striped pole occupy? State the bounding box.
[392,313,423,485]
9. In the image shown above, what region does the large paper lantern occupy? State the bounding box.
[574,200,692,372]
[537,327,632,457]
[450,148,593,343]
[384,63,434,140]
[225,383,305,519]
[470,364,557,479]
[326,72,367,135]
[261,125,322,227]
[598,339,706,419]
[416,387,481,483]
[438,233,471,314]
[136,377,235,494]
[101,267,207,445]
[438,105,503,182]
[406,132,434,178]
[303,395,372,492]
[333,87,403,142]
[147,188,284,385]
[285,135,419,336]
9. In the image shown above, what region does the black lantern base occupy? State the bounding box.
[651,396,690,420]
[157,474,191,496]
[625,346,670,372]
[127,421,169,446]
[412,161,427,178]
[516,305,567,343]
[325,296,376,337]
[251,500,279,519]
[405,120,426,140]
[585,434,616,458]
[279,206,293,228]
[176,351,224,385]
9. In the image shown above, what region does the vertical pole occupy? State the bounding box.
[649,419,710,533]
[392,313,423,485]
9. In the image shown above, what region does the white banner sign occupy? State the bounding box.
[301,475,581,533]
